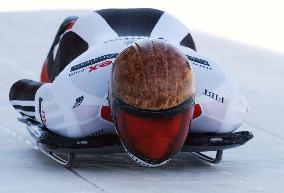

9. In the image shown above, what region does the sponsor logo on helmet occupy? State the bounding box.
[186,55,213,70]
[121,143,170,167]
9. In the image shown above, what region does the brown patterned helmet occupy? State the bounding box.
[109,39,195,167]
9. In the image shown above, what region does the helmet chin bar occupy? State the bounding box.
[122,143,170,167]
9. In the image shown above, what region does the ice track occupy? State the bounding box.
[0,11,283,193]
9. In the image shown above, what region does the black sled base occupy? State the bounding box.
[182,131,253,164]
[23,119,253,167]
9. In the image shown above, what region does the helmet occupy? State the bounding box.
[109,39,195,167]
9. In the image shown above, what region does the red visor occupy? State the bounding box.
[115,106,194,165]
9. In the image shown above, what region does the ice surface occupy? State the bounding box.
[0,10,283,193]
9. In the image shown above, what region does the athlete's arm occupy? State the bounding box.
[180,47,249,133]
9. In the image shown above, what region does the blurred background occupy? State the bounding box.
[1,0,284,53]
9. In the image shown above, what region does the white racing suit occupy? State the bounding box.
[9,9,248,138]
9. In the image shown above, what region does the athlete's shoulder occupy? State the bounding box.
[70,11,118,45]
[178,45,224,73]
[54,37,134,83]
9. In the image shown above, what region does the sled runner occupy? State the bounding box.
[19,118,253,168]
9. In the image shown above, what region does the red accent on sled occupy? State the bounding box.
[193,104,202,119]
[101,106,112,122]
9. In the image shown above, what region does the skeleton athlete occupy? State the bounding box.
[9,9,248,166]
